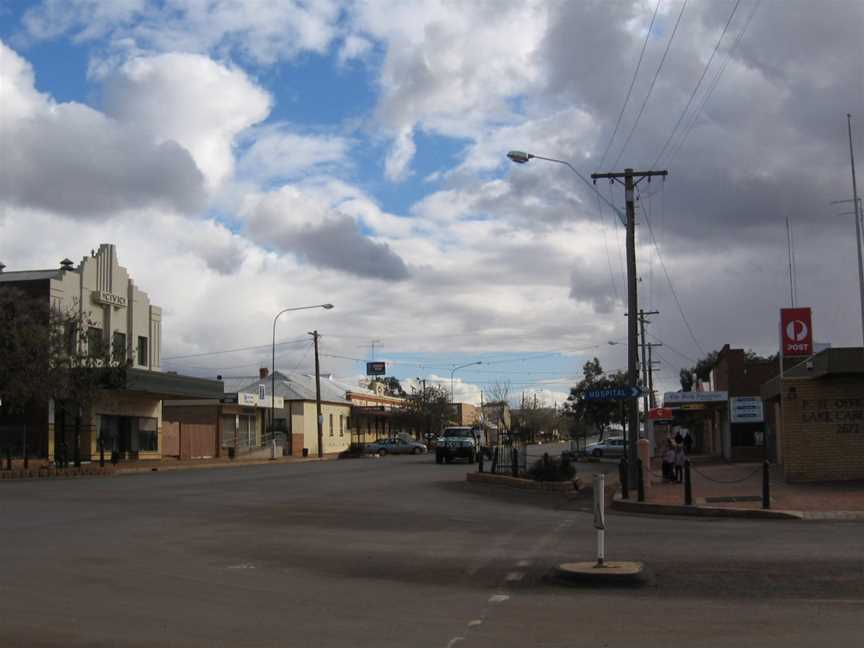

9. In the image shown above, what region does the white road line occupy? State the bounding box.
[505,571,525,582]
[467,620,483,627]
[445,637,464,648]
[488,594,510,604]
[516,560,531,567]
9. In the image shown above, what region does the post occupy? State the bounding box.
[762,460,771,509]
[593,473,606,566]
[478,447,484,473]
[22,427,28,470]
[624,169,640,482]
[619,457,629,500]
[310,330,323,458]
[684,460,693,505]
[512,448,519,477]
[4,445,10,471]
[847,114,864,345]
[639,309,650,418]
[636,458,645,502]
[99,436,104,468]
[647,344,656,409]
[74,414,81,468]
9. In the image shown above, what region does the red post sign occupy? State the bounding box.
[780,307,813,356]
[648,407,675,420]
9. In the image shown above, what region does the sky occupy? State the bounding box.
[1,0,863,407]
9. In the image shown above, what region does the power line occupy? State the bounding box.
[597,0,662,169]
[638,197,706,357]
[162,336,308,361]
[647,332,698,365]
[611,0,689,169]
[651,0,742,169]
[662,0,762,168]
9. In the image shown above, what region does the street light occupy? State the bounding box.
[271,304,334,450]
[829,197,864,345]
[450,361,482,404]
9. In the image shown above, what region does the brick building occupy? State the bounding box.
[762,347,864,482]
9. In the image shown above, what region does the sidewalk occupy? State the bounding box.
[613,460,864,520]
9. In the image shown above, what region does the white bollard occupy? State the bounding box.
[593,473,606,566]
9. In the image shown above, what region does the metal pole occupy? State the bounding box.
[684,460,693,505]
[647,344,656,409]
[847,114,864,346]
[636,458,645,502]
[762,460,771,509]
[310,330,323,458]
[272,313,277,446]
[594,473,606,566]
[619,457,629,500]
[639,310,649,418]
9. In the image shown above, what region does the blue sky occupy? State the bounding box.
[1,0,862,406]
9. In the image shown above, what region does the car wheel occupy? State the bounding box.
[435,453,443,464]
[378,448,388,457]
[592,449,602,457]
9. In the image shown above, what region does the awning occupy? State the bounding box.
[124,369,225,400]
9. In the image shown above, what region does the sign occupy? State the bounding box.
[648,407,675,420]
[663,391,728,404]
[92,290,127,308]
[800,397,864,434]
[366,361,386,376]
[238,391,283,408]
[584,386,642,401]
[680,404,706,411]
[730,396,764,423]
[259,383,266,400]
[780,307,813,357]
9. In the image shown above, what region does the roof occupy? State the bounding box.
[125,369,225,400]
[226,371,351,405]
[761,347,864,399]
[0,269,62,283]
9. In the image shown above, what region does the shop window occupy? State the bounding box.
[329,413,334,436]
[137,417,158,452]
[87,327,104,357]
[112,332,126,363]
[137,336,148,366]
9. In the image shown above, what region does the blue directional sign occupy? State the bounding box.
[584,386,642,401]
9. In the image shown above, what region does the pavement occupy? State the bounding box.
[617,459,864,519]
[1,454,864,646]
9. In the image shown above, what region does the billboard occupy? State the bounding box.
[780,307,813,357]
[366,361,386,376]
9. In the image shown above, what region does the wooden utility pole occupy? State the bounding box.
[309,330,323,458]
[591,168,667,478]
[638,309,659,418]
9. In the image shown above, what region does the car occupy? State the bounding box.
[366,437,427,456]
[435,427,479,464]
[585,437,626,458]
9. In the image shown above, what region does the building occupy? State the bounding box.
[762,347,864,482]
[340,380,413,444]
[0,244,222,462]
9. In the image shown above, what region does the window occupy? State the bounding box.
[137,336,148,366]
[112,332,126,363]
[329,413,334,437]
[87,327,103,357]
[137,417,158,452]
[339,415,344,437]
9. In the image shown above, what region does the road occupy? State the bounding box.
[1,452,862,646]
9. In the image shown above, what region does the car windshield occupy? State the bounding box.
[443,429,472,437]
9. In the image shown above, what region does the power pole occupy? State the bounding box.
[638,309,659,418]
[647,345,662,409]
[309,330,323,458]
[847,114,864,346]
[592,168,667,479]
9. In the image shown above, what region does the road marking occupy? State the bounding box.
[445,637,464,647]
[467,620,483,627]
[488,594,509,604]
[227,562,256,570]
[516,560,531,567]
[505,571,525,582]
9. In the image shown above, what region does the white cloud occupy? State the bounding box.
[383,127,415,181]
[237,125,351,184]
[102,52,272,189]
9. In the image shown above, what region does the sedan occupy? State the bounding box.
[366,438,427,456]
[586,437,626,457]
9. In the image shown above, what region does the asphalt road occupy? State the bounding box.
[1,451,862,647]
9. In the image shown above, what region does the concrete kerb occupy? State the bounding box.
[466,471,581,492]
[553,561,649,587]
[610,492,805,520]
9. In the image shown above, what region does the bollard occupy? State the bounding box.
[478,447,484,473]
[636,458,645,502]
[5,445,11,471]
[99,439,105,468]
[512,448,520,478]
[619,457,629,500]
[762,460,771,509]
[111,449,118,466]
[684,460,693,505]
[23,437,28,470]
[491,447,498,474]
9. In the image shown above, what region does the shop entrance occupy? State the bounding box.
[99,415,158,460]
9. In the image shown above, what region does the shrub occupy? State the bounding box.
[527,454,576,482]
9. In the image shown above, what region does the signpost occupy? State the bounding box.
[780,307,813,357]
[730,396,765,423]
[366,361,386,376]
[584,386,642,401]
[593,473,606,566]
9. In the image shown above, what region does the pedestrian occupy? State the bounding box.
[674,429,684,446]
[662,441,676,482]
[682,429,693,454]
[674,443,685,483]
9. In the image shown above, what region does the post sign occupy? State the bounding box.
[780,307,813,357]
[584,386,642,401]
[648,407,675,420]
[366,361,386,376]
[730,396,764,423]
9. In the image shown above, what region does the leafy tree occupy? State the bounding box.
[368,376,406,397]
[397,384,452,441]
[565,357,627,445]
[679,350,719,391]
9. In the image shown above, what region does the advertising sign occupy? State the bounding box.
[663,391,728,404]
[780,307,813,357]
[730,396,764,423]
[366,361,386,376]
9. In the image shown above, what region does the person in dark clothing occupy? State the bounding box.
[682,430,693,454]
[674,430,684,446]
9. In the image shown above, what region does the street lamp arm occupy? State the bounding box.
[449,361,483,404]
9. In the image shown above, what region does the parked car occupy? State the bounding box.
[366,437,427,456]
[586,437,626,458]
[435,427,478,464]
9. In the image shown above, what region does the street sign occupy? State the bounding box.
[366,361,386,376]
[584,386,642,401]
[730,396,764,423]
[780,307,813,357]
[648,407,675,420]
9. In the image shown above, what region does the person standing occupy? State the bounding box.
[674,443,685,483]
[662,441,676,482]
[682,429,693,454]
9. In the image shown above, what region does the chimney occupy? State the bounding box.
[259,367,269,380]
[60,258,74,271]
[0,262,5,273]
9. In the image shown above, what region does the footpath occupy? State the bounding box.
[611,459,864,520]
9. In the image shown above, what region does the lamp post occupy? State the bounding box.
[271,304,334,445]
[450,361,482,404]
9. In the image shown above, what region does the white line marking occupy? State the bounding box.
[445,637,464,647]
[468,620,483,627]
[516,560,531,567]
[506,571,525,582]
[488,594,509,604]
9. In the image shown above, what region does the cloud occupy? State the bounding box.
[102,52,272,189]
[384,127,415,181]
[0,40,205,217]
[237,125,351,184]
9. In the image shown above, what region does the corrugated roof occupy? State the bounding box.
[0,269,62,282]
[227,371,351,405]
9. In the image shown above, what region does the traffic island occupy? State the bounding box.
[554,561,648,586]
[466,471,580,492]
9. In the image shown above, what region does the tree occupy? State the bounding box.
[679,350,719,391]
[565,357,627,447]
[368,376,406,397]
[482,380,511,444]
[397,384,451,441]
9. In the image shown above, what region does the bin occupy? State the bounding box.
[302,448,309,457]
[228,447,236,460]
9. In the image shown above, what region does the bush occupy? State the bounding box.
[527,454,576,482]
